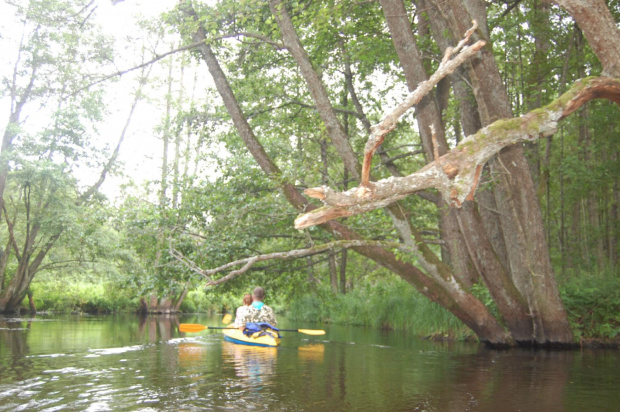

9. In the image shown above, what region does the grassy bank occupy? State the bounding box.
[560,273,620,341]
[287,279,475,340]
[29,281,137,313]
[23,273,620,344]
[287,274,620,343]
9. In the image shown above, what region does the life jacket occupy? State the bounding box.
[243,322,280,339]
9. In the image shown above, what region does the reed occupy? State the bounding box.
[288,280,473,340]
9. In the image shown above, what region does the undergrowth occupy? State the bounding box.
[560,273,620,340]
[29,281,136,313]
[287,278,474,340]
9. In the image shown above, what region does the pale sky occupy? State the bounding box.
[1,0,201,201]
[93,0,196,200]
[87,0,219,203]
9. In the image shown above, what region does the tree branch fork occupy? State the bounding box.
[295,76,620,229]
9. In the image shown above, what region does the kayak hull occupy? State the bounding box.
[222,328,281,347]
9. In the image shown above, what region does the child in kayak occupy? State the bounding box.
[233,293,253,328]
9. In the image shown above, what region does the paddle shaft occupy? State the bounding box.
[179,323,325,335]
[186,325,311,332]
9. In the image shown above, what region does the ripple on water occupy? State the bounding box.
[88,345,149,356]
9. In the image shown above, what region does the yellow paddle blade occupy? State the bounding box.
[222,313,233,324]
[179,323,208,333]
[298,329,326,336]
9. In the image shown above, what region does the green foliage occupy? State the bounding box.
[288,277,473,340]
[29,280,137,314]
[560,274,620,340]
[179,290,238,314]
[3,0,617,347]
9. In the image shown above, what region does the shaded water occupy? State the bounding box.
[0,314,618,411]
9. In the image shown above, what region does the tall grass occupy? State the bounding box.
[288,279,474,340]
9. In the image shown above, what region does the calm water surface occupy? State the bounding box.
[0,314,618,411]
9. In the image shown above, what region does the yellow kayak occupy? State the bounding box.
[222,328,281,347]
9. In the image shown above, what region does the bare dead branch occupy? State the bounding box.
[70,39,205,95]
[296,76,620,229]
[360,21,484,188]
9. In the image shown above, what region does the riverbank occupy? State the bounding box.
[21,274,620,346]
[287,275,620,347]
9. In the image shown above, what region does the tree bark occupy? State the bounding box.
[173,287,189,312]
[27,290,36,314]
[547,0,620,77]
[380,0,479,288]
[419,0,509,273]
[429,0,574,345]
[137,297,149,315]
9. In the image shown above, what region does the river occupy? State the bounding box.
[0,314,618,411]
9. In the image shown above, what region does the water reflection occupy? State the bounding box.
[222,341,277,390]
[409,347,574,411]
[137,314,179,342]
[298,343,325,362]
[0,315,618,411]
[0,317,33,382]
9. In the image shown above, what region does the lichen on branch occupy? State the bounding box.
[296,77,620,229]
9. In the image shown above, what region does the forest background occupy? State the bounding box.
[1,0,619,345]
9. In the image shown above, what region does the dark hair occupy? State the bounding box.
[253,287,265,301]
[242,293,252,306]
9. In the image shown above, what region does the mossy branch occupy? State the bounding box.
[296,76,620,229]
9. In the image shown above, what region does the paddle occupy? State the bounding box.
[179,323,326,336]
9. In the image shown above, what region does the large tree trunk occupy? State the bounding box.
[381,0,538,340]
[181,0,511,345]
[173,287,189,312]
[428,0,573,344]
[27,290,36,313]
[418,0,509,274]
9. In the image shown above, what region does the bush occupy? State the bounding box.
[29,281,136,313]
[560,274,620,340]
[179,290,240,314]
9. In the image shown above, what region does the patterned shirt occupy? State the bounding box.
[233,305,251,328]
[237,303,277,327]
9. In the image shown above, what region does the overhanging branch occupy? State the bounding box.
[360,21,485,188]
[170,239,416,286]
[296,76,620,229]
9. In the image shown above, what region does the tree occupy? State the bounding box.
[0,0,139,312]
[164,0,620,346]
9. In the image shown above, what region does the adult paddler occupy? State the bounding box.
[237,286,277,330]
